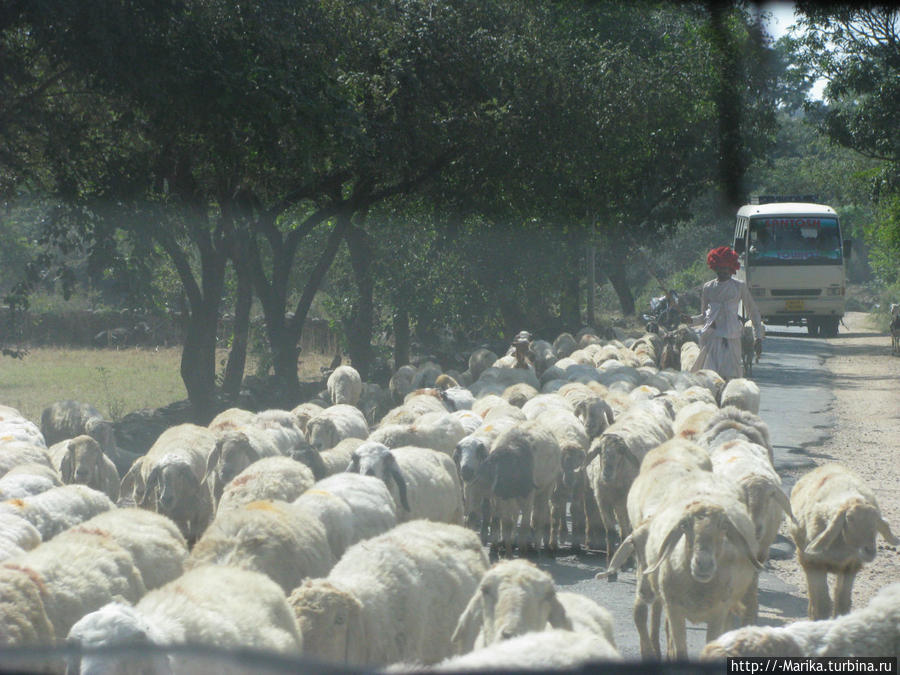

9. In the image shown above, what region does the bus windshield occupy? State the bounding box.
[748,216,842,265]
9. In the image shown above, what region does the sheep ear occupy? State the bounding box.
[645,516,689,576]
[451,591,484,653]
[724,515,764,570]
[386,454,410,512]
[59,442,76,483]
[771,487,797,525]
[119,457,146,505]
[547,593,573,631]
[140,465,162,509]
[205,442,222,480]
[345,454,360,473]
[452,445,462,470]
[805,510,846,556]
[877,517,899,545]
[599,532,636,579]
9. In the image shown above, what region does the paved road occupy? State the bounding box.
[530,326,834,659]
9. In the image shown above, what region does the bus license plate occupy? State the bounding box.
[785,300,804,311]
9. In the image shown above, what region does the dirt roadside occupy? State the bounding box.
[767,311,900,613]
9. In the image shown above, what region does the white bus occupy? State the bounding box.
[733,196,851,337]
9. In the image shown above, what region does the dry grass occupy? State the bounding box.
[0,347,335,424]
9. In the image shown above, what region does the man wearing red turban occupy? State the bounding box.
[687,246,764,380]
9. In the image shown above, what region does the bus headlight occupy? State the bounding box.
[826,286,844,296]
[750,287,766,297]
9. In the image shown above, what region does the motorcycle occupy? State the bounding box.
[642,290,682,333]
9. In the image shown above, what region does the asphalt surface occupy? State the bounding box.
[529,325,834,659]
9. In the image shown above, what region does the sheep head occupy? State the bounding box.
[66,602,171,675]
[559,445,587,490]
[454,436,489,484]
[141,455,198,517]
[289,579,364,664]
[306,418,336,452]
[646,502,762,582]
[60,435,104,487]
[452,560,570,653]
[293,445,327,481]
[84,417,115,453]
[346,442,409,511]
[206,431,256,498]
[806,498,899,564]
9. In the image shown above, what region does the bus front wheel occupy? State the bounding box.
[822,316,840,337]
[806,318,821,336]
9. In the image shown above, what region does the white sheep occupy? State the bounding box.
[501,382,539,407]
[477,420,561,555]
[207,406,256,433]
[451,409,483,436]
[187,499,334,594]
[699,406,773,464]
[719,377,761,414]
[367,411,467,455]
[0,465,61,500]
[673,400,719,441]
[347,442,464,524]
[637,474,763,659]
[47,435,120,502]
[306,404,370,451]
[428,629,620,670]
[452,559,615,652]
[790,463,899,620]
[584,400,673,557]
[471,394,524,421]
[204,426,282,503]
[0,511,41,562]
[68,507,187,591]
[470,367,541,400]
[249,408,308,456]
[66,564,303,673]
[215,455,315,515]
[379,391,450,427]
[289,520,489,666]
[293,436,364,480]
[1,528,146,641]
[0,441,55,479]
[521,392,574,419]
[0,417,46,448]
[0,565,56,646]
[702,581,900,658]
[0,483,114,541]
[600,438,713,658]
[327,364,363,406]
[293,472,398,560]
[290,401,325,435]
[680,341,701,371]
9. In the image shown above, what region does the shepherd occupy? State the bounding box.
[686,246,764,380]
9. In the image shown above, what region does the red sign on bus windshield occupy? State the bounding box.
[764,218,821,229]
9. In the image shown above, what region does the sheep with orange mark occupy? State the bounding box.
[0,484,114,542]
[187,498,334,594]
[215,455,315,515]
[306,404,370,451]
[367,411,467,456]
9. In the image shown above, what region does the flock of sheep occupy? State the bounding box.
[1,325,898,671]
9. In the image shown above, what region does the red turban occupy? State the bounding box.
[707,246,740,273]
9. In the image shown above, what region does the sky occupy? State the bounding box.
[758,1,827,99]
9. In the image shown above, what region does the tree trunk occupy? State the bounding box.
[586,242,596,326]
[393,307,410,370]
[221,258,252,399]
[180,302,220,425]
[343,223,375,381]
[605,254,635,316]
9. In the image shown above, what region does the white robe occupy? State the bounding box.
[690,277,764,380]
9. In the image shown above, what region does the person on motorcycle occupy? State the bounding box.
[685,246,764,380]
